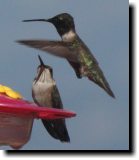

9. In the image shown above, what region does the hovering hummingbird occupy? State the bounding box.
[17,13,115,98]
[32,55,70,142]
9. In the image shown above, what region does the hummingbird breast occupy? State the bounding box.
[32,81,55,107]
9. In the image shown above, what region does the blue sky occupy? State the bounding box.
[0,0,128,150]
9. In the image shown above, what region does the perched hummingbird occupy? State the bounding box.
[32,55,70,142]
[18,13,115,98]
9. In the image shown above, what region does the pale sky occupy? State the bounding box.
[0,0,128,150]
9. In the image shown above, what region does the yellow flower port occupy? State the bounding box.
[0,84,22,99]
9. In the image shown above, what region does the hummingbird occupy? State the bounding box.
[32,55,70,142]
[17,13,115,98]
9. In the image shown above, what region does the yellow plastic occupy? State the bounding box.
[0,84,22,99]
[0,85,5,93]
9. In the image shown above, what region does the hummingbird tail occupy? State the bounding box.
[88,75,115,98]
[42,119,70,142]
[42,120,59,140]
[103,83,115,98]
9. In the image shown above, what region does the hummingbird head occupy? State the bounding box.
[47,13,75,37]
[23,13,75,38]
[35,55,53,83]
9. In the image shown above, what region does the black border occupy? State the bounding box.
[5,6,133,155]
[129,5,134,154]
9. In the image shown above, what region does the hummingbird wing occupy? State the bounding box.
[42,118,70,142]
[38,85,70,142]
[41,120,60,140]
[32,85,61,140]
[50,85,70,142]
[51,85,63,109]
[17,40,77,62]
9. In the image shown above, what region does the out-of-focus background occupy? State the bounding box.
[0,0,128,150]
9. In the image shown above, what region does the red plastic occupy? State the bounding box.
[0,113,33,149]
[0,94,76,120]
[0,94,76,149]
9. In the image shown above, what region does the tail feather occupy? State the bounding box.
[42,120,59,140]
[100,80,115,98]
[42,119,70,142]
[53,119,70,142]
[88,74,115,98]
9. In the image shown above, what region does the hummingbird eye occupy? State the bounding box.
[59,16,63,21]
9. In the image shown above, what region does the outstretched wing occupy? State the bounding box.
[17,40,77,62]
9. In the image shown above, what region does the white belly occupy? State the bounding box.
[32,81,54,107]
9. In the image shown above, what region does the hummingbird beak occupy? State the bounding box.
[38,55,53,78]
[38,55,45,67]
[22,19,48,22]
[34,56,45,83]
[45,18,54,23]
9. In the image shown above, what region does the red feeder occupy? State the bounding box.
[0,94,76,149]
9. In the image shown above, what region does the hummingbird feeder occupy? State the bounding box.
[0,85,76,149]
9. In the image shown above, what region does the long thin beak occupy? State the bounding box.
[38,55,45,66]
[22,19,49,22]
